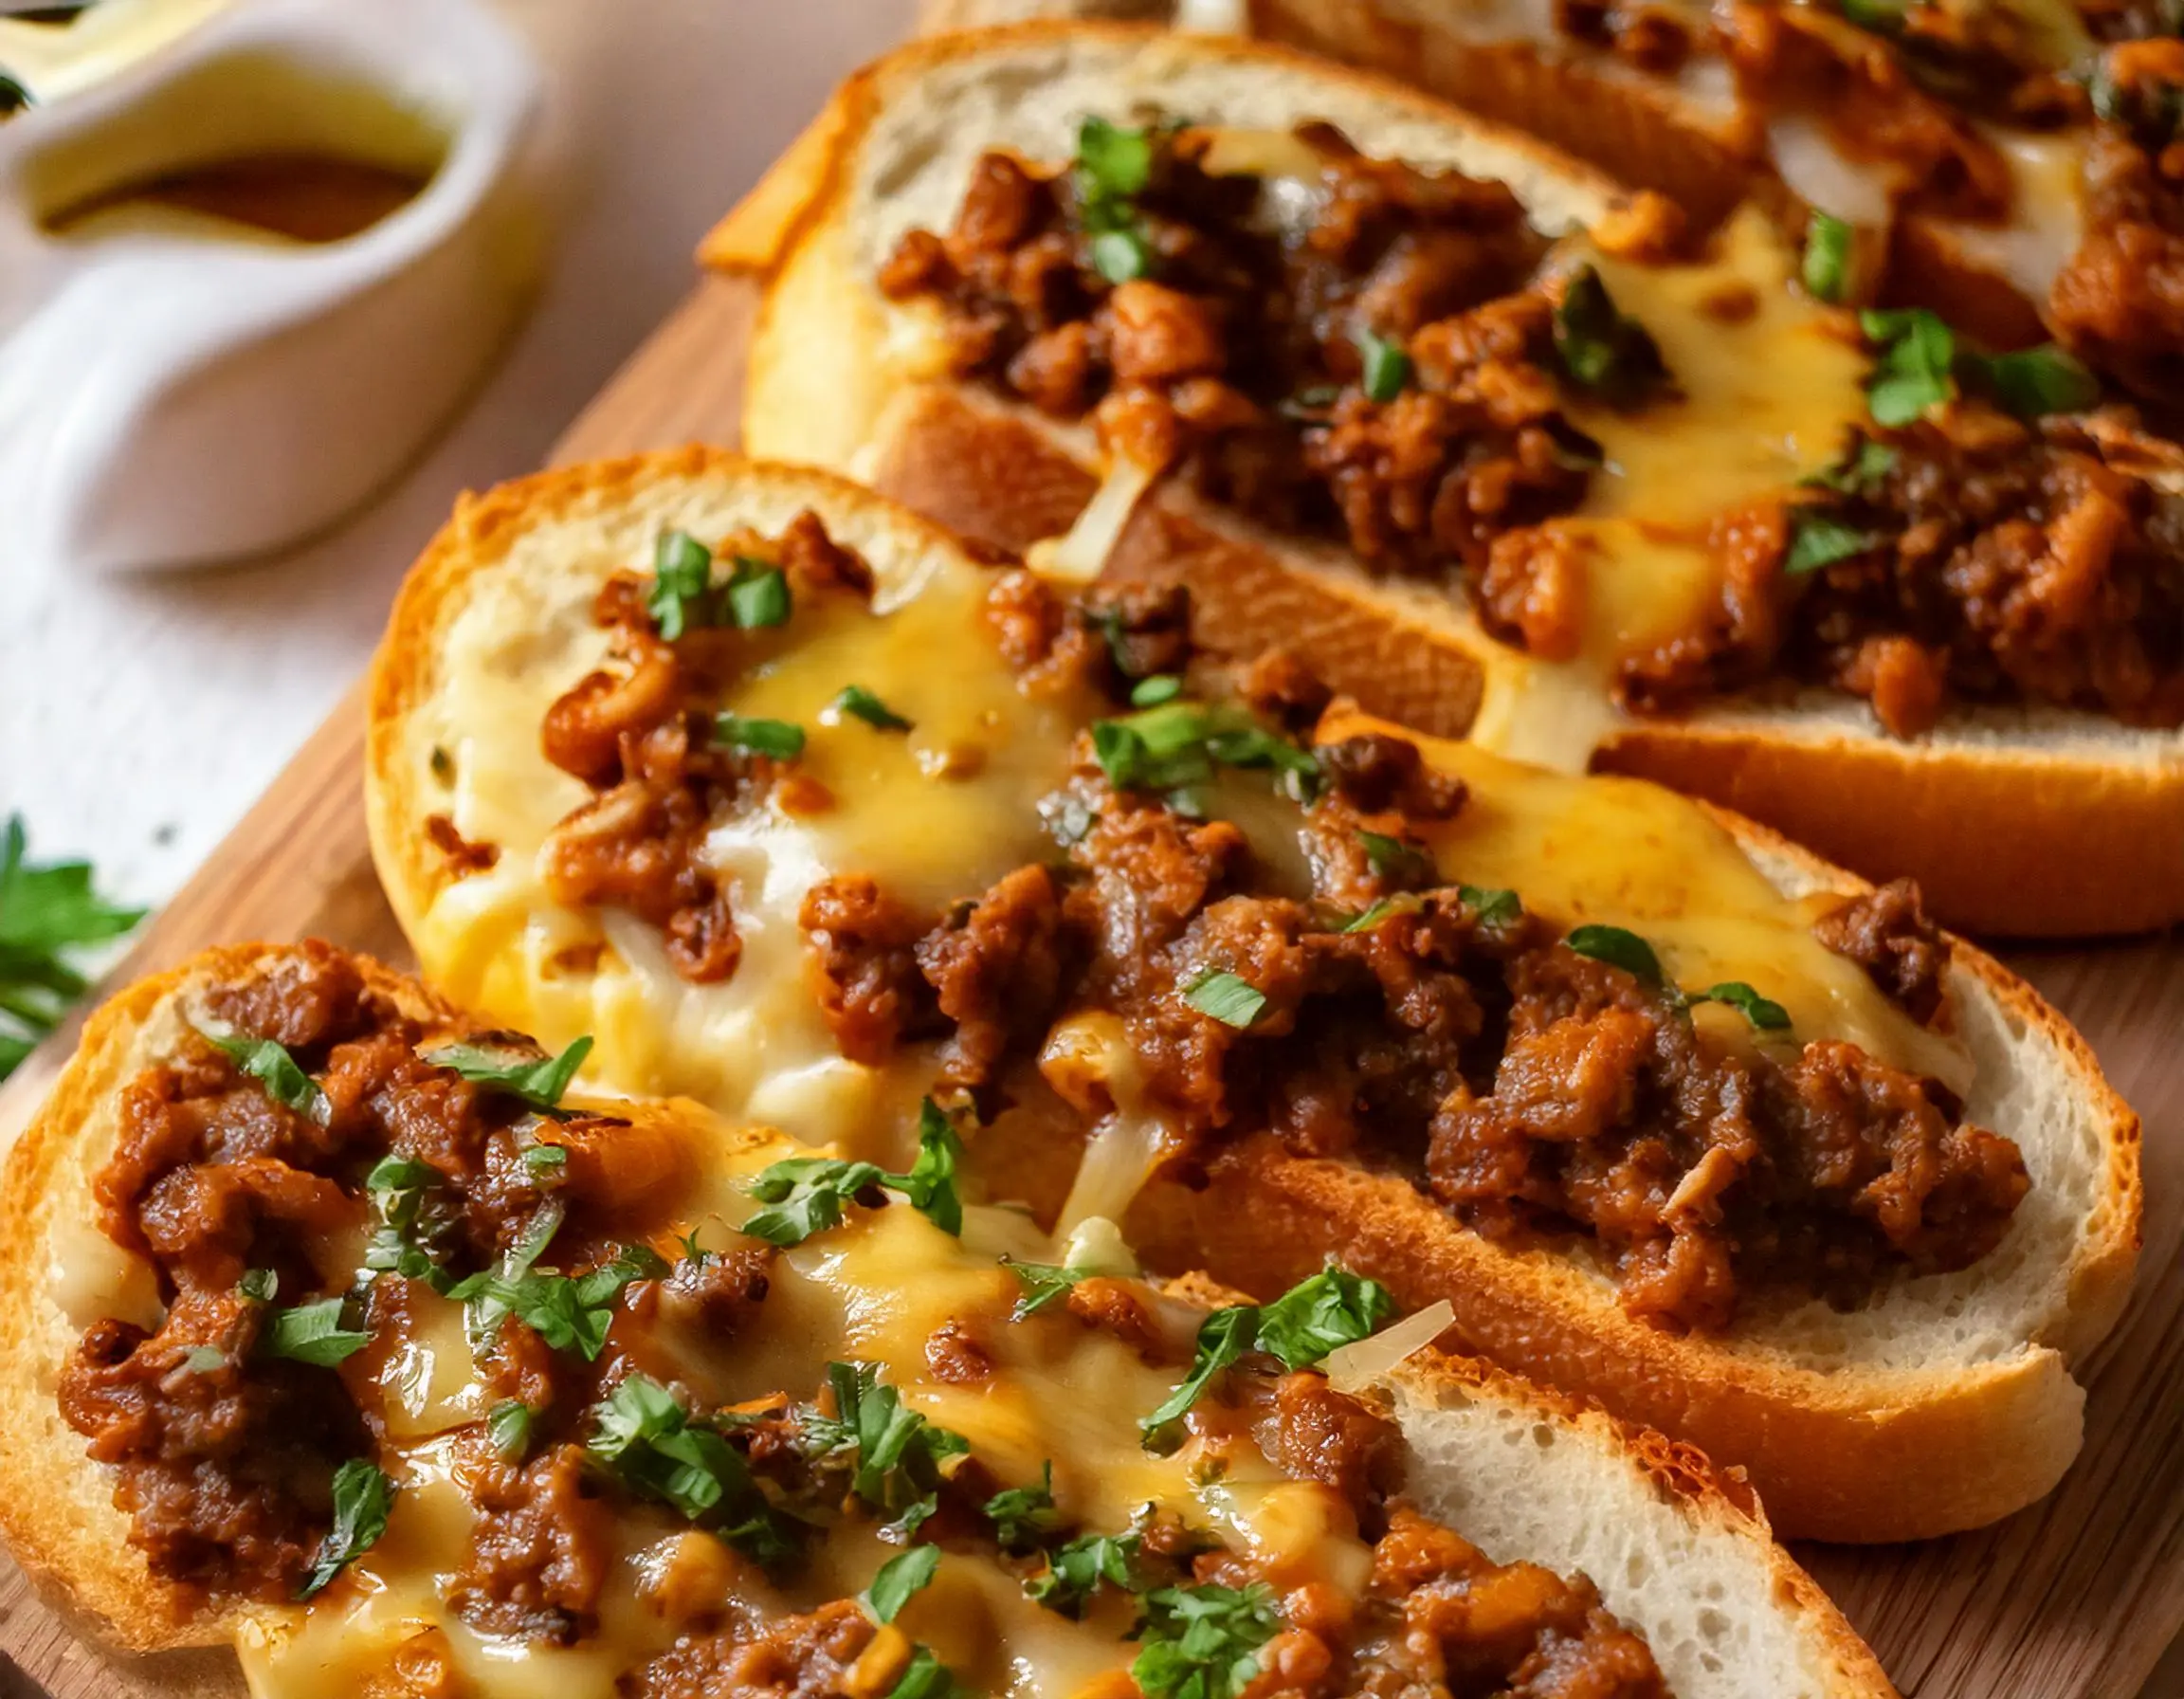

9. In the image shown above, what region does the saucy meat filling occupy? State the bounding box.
[882,118,2184,736]
[63,942,1668,1698]
[793,575,2026,1334]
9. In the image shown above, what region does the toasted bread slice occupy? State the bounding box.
[704,22,2184,938]
[973,707,2142,1543]
[0,943,1896,1698]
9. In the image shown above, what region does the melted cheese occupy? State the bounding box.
[414,539,1084,1158]
[231,1128,1360,1699]
[1471,210,1871,775]
[1389,727,1970,1088]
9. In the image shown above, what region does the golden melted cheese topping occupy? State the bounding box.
[1471,210,1871,771]
[412,536,1083,1155]
[233,1127,1357,1699]
[1360,719,1971,1089]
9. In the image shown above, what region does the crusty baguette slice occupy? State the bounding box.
[912,0,2062,352]
[974,705,2143,1544]
[704,21,2184,938]
[0,946,1898,1698]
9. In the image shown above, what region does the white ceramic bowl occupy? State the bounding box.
[0,0,543,575]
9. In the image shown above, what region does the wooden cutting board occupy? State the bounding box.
[1,272,2179,1699]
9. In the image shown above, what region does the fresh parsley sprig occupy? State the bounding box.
[800,1360,971,1532]
[741,1099,966,1246]
[1139,1268,1393,1451]
[299,1459,394,1599]
[588,1373,797,1565]
[0,816,143,1081]
[984,1461,1066,1551]
[1564,925,1790,1031]
[423,1035,592,1117]
[1130,1580,1282,1699]
[1090,699,1320,811]
[196,1025,327,1123]
[1553,266,1669,407]
[1031,1531,1142,1617]
[1075,117,1156,283]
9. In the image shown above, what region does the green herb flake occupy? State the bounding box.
[523,1143,569,1178]
[1181,969,1265,1030]
[486,1399,536,1461]
[984,1461,1065,1551]
[899,1098,966,1236]
[1970,343,2102,420]
[1564,923,1665,986]
[447,1242,667,1361]
[587,1374,794,1565]
[832,685,914,732]
[299,1460,395,1599]
[1860,307,1956,427]
[869,1544,942,1624]
[1341,894,1422,934]
[1554,265,1670,407]
[1358,830,1432,884]
[740,1157,890,1247]
[801,1361,971,1521]
[1842,0,1909,30]
[1689,980,1793,1032]
[646,530,715,641]
[0,817,145,1082]
[1784,508,1879,576]
[1139,1305,1259,1451]
[1028,1531,1141,1617]
[884,1645,971,1699]
[1091,700,1320,804]
[713,715,808,760]
[1076,117,1154,201]
[198,1026,327,1123]
[1252,1268,1395,1371]
[1802,210,1853,303]
[260,1298,370,1367]
[1460,885,1522,926]
[725,560,792,630]
[1353,326,1412,404]
[1130,674,1184,708]
[1090,228,1154,284]
[237,1267,279,1305]
[1130,1581,1281,1699]
[424,1034,592,1116]
[1803,435,1898,495]
[1003,1258,1087,1321]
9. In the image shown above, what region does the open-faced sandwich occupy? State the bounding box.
[917,0,2184,397]
[704,23,2184,936]
[361,448,2138,1542]
[0,940,1898,1697]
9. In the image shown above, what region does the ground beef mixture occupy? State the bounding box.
[537,510,878,984]
[68,941,1674,1695]
[801,578,2026,1331]
[1613,406,2184,735]
[880,123,1599,581]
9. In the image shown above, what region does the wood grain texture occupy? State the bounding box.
[0,275,2177,1699]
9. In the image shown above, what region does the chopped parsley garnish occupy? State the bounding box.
[1030,1531,1142,1617]
[832,685,914,732]
[1784,508,1878,575]
[885,1645,971,1699]
[1688,979,1793,1032]
[0,815,143,1081]
[724,560,792,630]
[801,1361,971,1525]
[1091,700,1320,807]
[1130,1580,1281,1699]
[1860,307,1956,426]
[238,1267,278,1304]
[1564,923,1665,985]
[985,1461,1066,1551]
[1180,968,1265,1030]
[1353,326,1411,403]
[423,1034,592,1117]
[646,530,714,640]
[260,1297,370,1367]
[1140,1268,1391,1450]
[742,1099,965,1245]
[589,1374,794,1564]
[1553,265,1669,407]
[522,1142,569,1178]
[713,714,808,760]
[362,1152,454,1281]
[1076,117,1156,283]
[868,1544,942,1623]
[1802,210,1852,303]
[486,1399,536,1461]
[1341,894,1422,934]
[1462,885,1522,926]
[1002,1258,1088,1320]
[299,1460,394,1599]
[1841,0,1908,32]
[1358,829,1433,884]
[1130,674,1184,708]
[447,1241,667,1361]
[1803,435,1897,495]
[197,1025,327,1123]
[1974,344,2102,420]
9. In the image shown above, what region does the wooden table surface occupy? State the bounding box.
[1,277,2179,1699]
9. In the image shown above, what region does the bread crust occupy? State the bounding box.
[705,30,2184,936]
[0,949,1898,1695]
